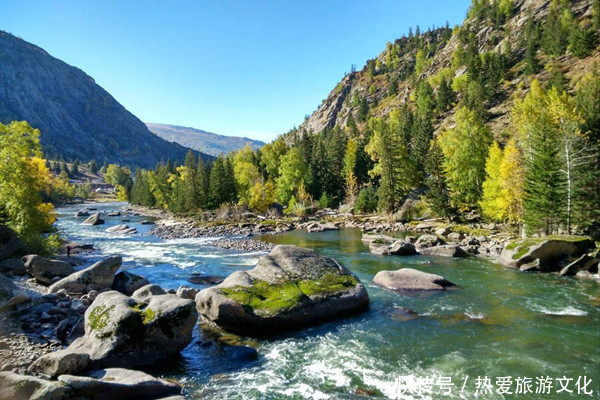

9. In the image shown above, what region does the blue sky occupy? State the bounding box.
[1,0,470,142]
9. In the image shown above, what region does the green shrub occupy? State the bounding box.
[354,186,378,214]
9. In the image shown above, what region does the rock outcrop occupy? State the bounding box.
[196,245,369,335]
[500,236,596,272]
[22,255,74,285]
[106,225,137,235]
[373,268,456,291]
[49,256,122,294]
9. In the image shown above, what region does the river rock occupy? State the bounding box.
[106,225,137,235]
[75,210,90,217]
[559,251,600,276]
[196,245,369,335]
[22,255,74,284]
[415,234,445,249]
[112,271,149,295]
[500,236,596,272]
[188,274,225,285]
[361,233,396,244]
[0,273,30,311]
[0,371,73,400]
[131,284,166,302]
[370,240,417,256]
[63,241,94,254]
[107,212,121,217]
[58,368,181,400]
[418,245,468,258]
[447,232,465,242]
[49,256,122,294]
[373,268,456,291]
[0,225,24,261]
[28,351,90,378]
[176,286,199,300]
[82,213,105,226]
[140,220,155,225]
[0,258,26,276]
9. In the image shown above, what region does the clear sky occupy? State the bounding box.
[1,0,471,142]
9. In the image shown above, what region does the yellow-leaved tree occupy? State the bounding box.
[0,121,57,251]
[479,142,505,221]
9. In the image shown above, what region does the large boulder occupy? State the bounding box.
[22,255,74,284]
[0,258,27,276]
[82,213,105,226]
[0,273,30,311]
[0,371,73,400]
[57,368,181,400]
[559,251,600,276]
[131,284,166,303]
[112,271,149,296]
[373,268,456,291]
[500,235,596,272]
[0,225,24,261]
[196,245,369,335]
[418,245,468,258]
[49,256,122,294]
[36,290,198,372]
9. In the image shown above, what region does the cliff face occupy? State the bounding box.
[146,123,265,157]
[0,31,211,168]
[298,0,598,139]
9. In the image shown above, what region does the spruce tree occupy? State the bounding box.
[425,139,453,218]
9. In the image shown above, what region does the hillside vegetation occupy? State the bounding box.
[128,0,599,236]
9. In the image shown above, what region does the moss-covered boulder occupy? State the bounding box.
[32,289,197,375]
[500,235,596,272]
[196,245,368,335]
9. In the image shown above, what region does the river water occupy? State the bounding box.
[55,203,599,399]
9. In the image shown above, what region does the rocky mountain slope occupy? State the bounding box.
[0,31,211,168]
[146,123,264,157]
[298,0,598,139]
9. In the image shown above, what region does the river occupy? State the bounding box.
[55,203,600,399]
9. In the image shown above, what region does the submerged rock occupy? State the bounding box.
[22,255,74,285]
[196,245,369,335]
[188,274,225,285]
[82,213,105,226]
[49,256,122,294]
[501,235,596,272]
[75,210,90,217]
[373,268,456,291]
[370,240,417,256]
[106,225,137,235]
[112,271,149,296]
[58,368,181,400]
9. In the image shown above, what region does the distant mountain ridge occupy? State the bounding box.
[0,31,212,168]
[146,123,264,156]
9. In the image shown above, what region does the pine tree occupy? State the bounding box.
[438,107,493,209]
[436,77,456,112]
[425,139,453,218]
[88,159,98,174]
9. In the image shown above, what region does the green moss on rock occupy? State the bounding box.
[221,273,358,315]
[506,235,591,260]
[89,305,114,331]
[297,273,357,296]
[221,280,306,315]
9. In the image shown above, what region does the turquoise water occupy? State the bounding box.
[55,203,600,399]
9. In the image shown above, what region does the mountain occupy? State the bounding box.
[0,31,212,168]
[146,123,264,157]
[297,0,598,139]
